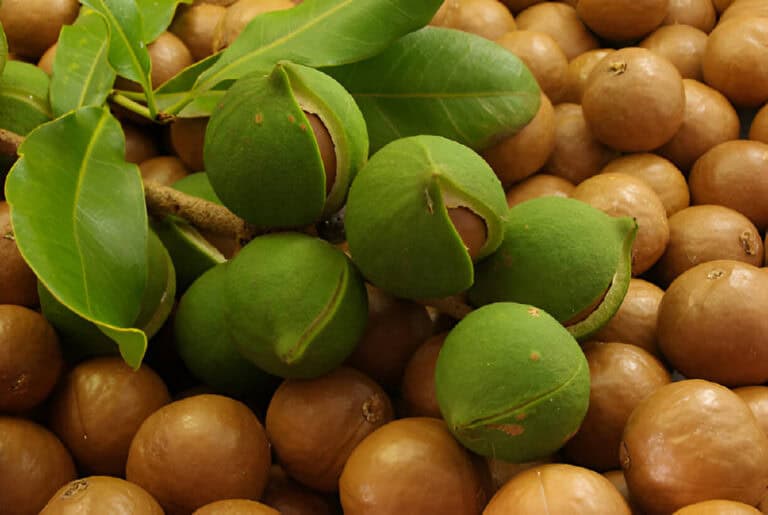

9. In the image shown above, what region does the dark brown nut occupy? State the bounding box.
[494,32,567,103]
[0,417,77,515]
[339,417,486,514]
[514,2,598,60]
[600,153,689,217]
[576,0,667,41]
[139,156,190,187]
[123,121,159,165]
[0,0,79,58]
[169,117,207,172]
[658,79,741,172]
[37,43,57,75]
[652,205,764,287]
[40,476,164,515]
[562,48,612,104]
[481,93,555,187]
[400,333,446,418]
[657,261,768,386]
[0,202,40,307]
[621,379,768,514]
[49,357,171,476]
[170,3,227,61]
[212,0,295,51]
[0,305,62,412]
[126,394,271,515]
[266,367,394,492]
[750,103,768,143]
[148,32,193,89]
[261,465,334,515]
[593,278,664,358]
[563,342,670,471]
[688,140,768,231]
[505,173,575,208]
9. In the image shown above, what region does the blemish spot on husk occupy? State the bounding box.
[9,374,27,392]
[515,413,527,421]
[287,114,296,124]
[3,231,14,240]
[740,231,758,256]
[254,113,264,125]
[362,394,386,423]
[299,123,307,132]
[527,307,540,317]
[424,189,434,214]
[707,269,725,280]
[488,423,525,436]
[530,351,541,361]
[609,61,627,75]
[62,479,89,498]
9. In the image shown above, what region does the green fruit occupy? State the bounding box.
[345,135,508,299]
[174,262,274,395]
[225,232,368,378]
[435,302,590,463]
[204,62,368,228]
[151,172,227,292]
[39,230,176,361]
[469,197,637,340]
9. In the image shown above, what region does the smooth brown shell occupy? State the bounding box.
[662,0,716,32]
[495,31,568,103]
[575,0,667,41]
[582,48,685,152]
[265,367,394,492]
[126,394,271,515]
[345,285,433,390]
[600,153,689,217]
[713,0,735,13]
[572,172,670,275]
[505,174,575,208]
[545,103,618,184]
[688,140,768,231]
[339,418,486,514]
[702,17,768,107]
[212,0,294,51]
[148,32,193,89]
[123,122,159,165]
[734,386,768,438]
[652,205,764,287]
[485,457,554,493]
[594,278,664,357]
[305,111,337,195]
[0,0,79,58]
[719,0,768,22]
[170,3,227,60]
[261,465,334,515]
[169,117,207,172]
[621,379,768,514]
[514,2,598,60]
[193,500,280,515]
[40,476,164,515]
[658,260,768,386]
[639,25,708,81]
[38,43,57,75]
[0,202,39,306]
[0,417,77,515]
[484,463,631,514]
[658,79,741,172]
[482,93,555,187]
[562,48,613,104]
[139,156,190,187]
[448,207,488,262]
[673,500,762,514]
[431,0,517,41]
[50,357,171,476]
[501,0,546,14]
[0,305,62,413]
[750,103,768,144]
[400,333,447,418]
[563,342,670,471]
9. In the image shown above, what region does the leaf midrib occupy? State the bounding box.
[76,35,112,109]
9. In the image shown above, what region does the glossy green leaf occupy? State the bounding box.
[4,106,150,368]
[0,61,52,135]
[0,21,8,77]
[326,27,541,152]
[163,0,441,113]
[81,0,157,117]
[50,10,116,117]
[136,0,192,43]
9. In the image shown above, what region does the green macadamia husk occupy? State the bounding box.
[203,62,368,228]
[344,135,508,299]
[469,197,637,340]
[174,263,275,395]
[224,232,368,378]
[435,302,590,463]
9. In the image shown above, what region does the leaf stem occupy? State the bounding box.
[109,92,154,121]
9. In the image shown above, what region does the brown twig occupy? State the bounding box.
[417,296,473,320]
[143,181,262,244]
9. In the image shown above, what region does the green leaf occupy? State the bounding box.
[136,0,192,43]
[325,27,541,152]
[169,0,441,112]
[80,0,157,117]
[0,21,8,77]
[4,106,150,368]
[0,61,52,135]
[50,10,116,117]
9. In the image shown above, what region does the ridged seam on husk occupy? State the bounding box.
[567,217,638,341]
